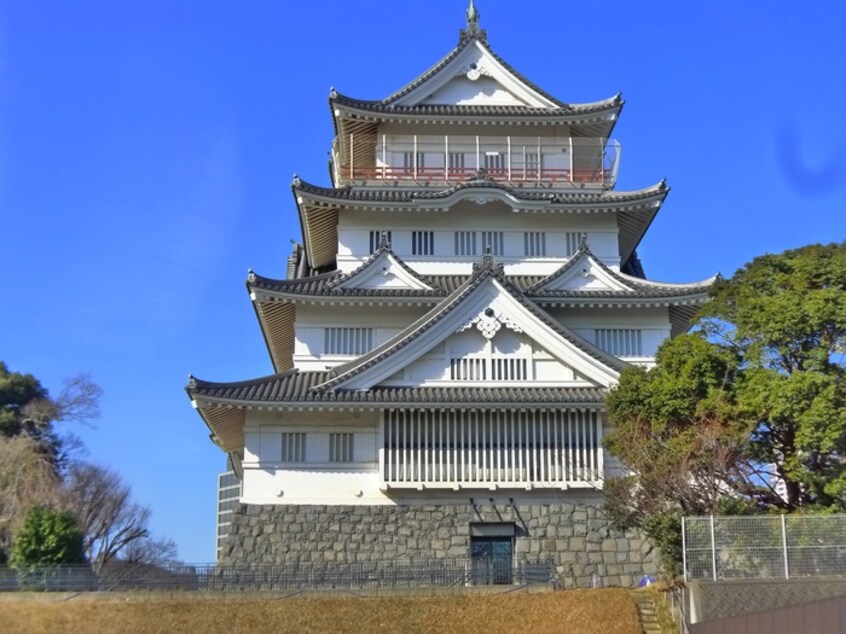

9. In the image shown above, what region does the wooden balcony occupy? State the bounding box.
[333,134,621,189]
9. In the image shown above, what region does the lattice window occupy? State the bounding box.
[280,433,306,463]
[454,231,478,256]
[523,232,546,257]
[325,328,374,355]
[450,358,487,380]
[525,151,540,177]
[481,231,504,256]
[594,329,643,356]
[565,232,587,256]
[412,231,435,256]
[369,230,392,254]
[448,152,465,172]
[484,152,505,173]
[491,357,527,380]
[450,357,527,381]
[329,433,354,462]
[402,151,424,173]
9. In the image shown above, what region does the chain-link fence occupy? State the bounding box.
[0,557,554,593]
[683,515,846,581]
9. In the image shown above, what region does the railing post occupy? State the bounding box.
[681,516,687,583]
[569,136,574,183]
[444,134,449,181]
[781,514,789,579]
[600,137,605,186]
[536,136,541,183]
[709,514,717,581]
[349,133,354,181]
[382,133,387,180]
[507,136,512,181]
[413,134,418,181]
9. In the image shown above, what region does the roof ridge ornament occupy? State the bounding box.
[459,0,487,44]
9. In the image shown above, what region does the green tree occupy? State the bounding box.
[702,242,846,509]
[604,242,846,575]
[10,506,85,568]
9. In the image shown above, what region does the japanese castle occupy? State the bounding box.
[188,2,714,586]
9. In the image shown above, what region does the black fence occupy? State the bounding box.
[0,558,554,592]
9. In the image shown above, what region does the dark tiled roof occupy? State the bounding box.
[188,370,606,405]
[294,176,667,206]
[314,255,628,392]
[332,91,621,118]
[526,240,714,298]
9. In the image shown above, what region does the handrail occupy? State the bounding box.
[341,165,614,185]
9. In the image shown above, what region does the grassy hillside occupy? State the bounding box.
[0,588,640,634]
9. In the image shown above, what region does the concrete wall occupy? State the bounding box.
[220,499,658,588]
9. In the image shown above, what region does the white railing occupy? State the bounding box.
[335,134,621,188]
[382,409,602,489]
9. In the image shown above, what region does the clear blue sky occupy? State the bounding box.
[1,1,844,562]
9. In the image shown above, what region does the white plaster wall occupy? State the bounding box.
[241,410,386,504]
[548,306,671,360]
[293,305,427,369]
[238,409,612,505]
[337,205,620,275]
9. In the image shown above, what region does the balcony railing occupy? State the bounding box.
[381,409,603,489]
[334,134,621,188]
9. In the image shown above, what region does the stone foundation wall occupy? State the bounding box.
[221,502,657,588]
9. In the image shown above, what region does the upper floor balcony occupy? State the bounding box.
[332,134,621,189]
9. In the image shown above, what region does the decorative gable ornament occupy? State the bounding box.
[458,307,524,340]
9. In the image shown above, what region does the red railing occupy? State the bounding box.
[341,166,613,185]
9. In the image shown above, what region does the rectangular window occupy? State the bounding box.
[325,327,374,355]
[369,230,392,254]
[525,152,540,177]
[490,358,528,381]
[565,232,586,256]
[454,231,477,256]
[484,152,505,174]
[450,358,487,381]
[594,329,643,356]
[481,231,504,256]
[402,151,424,173]
[329,433,354,463]
[280,433,306,463]
[412,230,435,256]
[448,151,465,173]
[523,232,546,257]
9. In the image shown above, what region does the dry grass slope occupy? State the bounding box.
[0,588,640,634]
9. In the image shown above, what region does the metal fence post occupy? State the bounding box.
[781,514,789,579]
[709,514,717,581]
[681,516,687,583]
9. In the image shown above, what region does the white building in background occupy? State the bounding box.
[188,2,714,586]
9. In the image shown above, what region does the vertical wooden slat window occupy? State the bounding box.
[483,152,505,174]
[523,232,546,257]
[454,231,477,256]
[280,433,306,463]
[481,231,504,256]
[448,152,465,173]
[369,230,392,253]
[412,230,435,256]
[329,433,354,463]
[324,328,374,355]
[565,232,587,256]
[402,151,424,174]
[594,329,643,356]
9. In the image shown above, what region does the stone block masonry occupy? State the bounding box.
[220,502,658,588]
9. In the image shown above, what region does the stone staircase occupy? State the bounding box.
[632,592,662,633]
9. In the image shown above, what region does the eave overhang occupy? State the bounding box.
[294,176,669,270]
